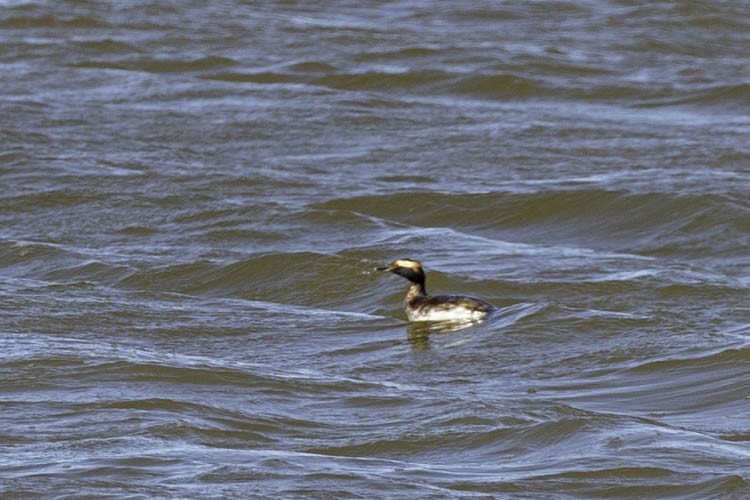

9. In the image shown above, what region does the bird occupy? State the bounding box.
[378,258,496,322]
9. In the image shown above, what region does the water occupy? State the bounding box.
[2,1,749,497]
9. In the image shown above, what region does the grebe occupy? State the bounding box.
[378,258,496,322]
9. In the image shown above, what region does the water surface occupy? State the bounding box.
[2,1,750,497]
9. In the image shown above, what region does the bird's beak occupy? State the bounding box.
[376,264,392,271]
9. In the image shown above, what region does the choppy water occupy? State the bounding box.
[2,1,750,497]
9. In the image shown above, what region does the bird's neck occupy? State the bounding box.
[405,280,427,303]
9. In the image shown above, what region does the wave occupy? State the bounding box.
[0,331,399,393]
[545,344,750,427]
[70,56,236,73]
[202,65,749,108]
[649,83,750,107]
[0,14,108,29]
[315,188,749,259]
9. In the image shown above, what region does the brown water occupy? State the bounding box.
[2,1,750,497]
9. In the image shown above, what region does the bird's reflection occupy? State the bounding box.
[406,317,485,350]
